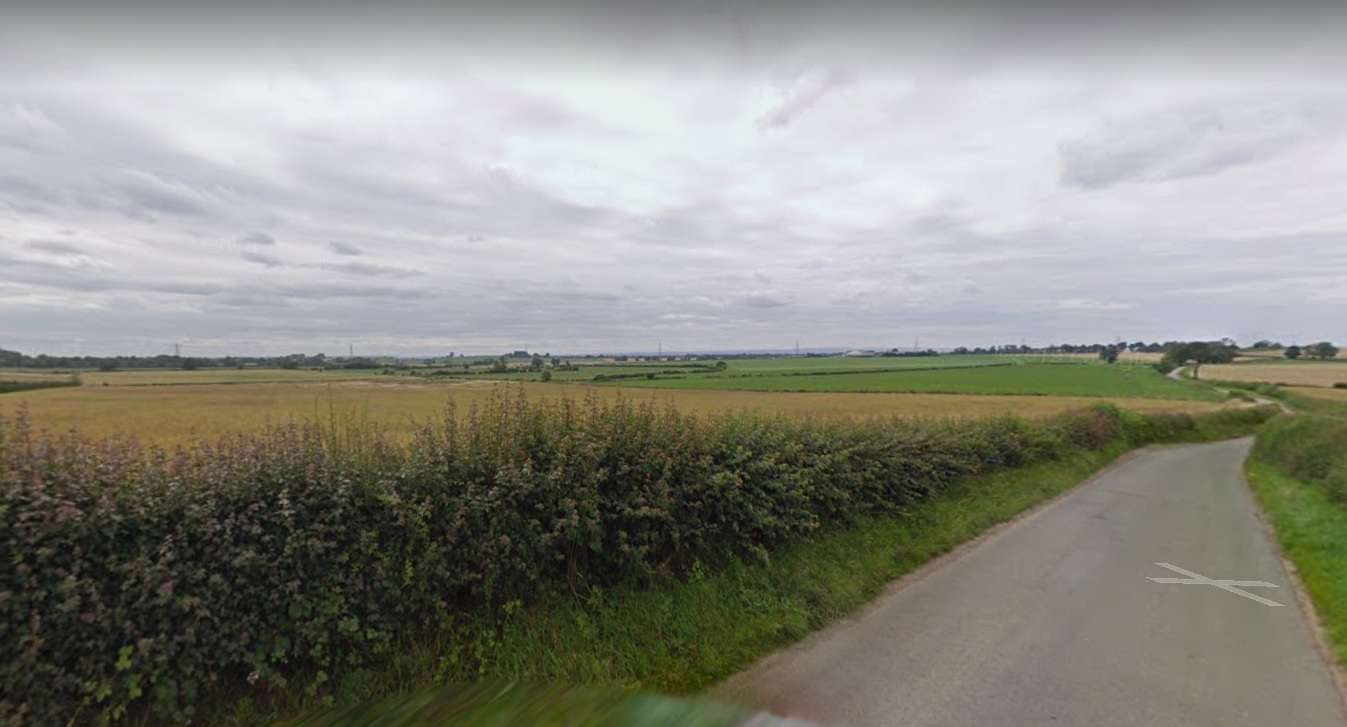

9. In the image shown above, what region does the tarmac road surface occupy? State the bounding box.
[716,438,1346,727]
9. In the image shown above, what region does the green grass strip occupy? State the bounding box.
[1245,459,1347,666]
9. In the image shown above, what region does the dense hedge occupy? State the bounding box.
[1253,415,1347,502]
[0,390,1275,725]
[0,378,80,395]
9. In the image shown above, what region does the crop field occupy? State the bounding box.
[1291,387,1347,403]
[610,362,1221,401]
[1200,362,1347,388]
[0,379,1229,445]
[379,354,1017,384]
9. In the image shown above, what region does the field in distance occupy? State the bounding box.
[608,362,1221,401]
[0,380,1230,446]
[1199,361,1347,388]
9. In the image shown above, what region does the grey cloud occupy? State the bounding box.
[1059,93,1347,189]
[241,249,282,267]
[208,291,293,309]
[737,291,789,308]
[238,231,276,246]
[2,20,1345,356]
[25,239,83,255]
[0,175,64,205]
[327,261,421,278]
[756,69,856,130]
[104,169,210,216]
[0,103,67,152]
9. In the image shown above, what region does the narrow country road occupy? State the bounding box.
[715,439,1346,727]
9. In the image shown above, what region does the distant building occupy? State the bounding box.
[844,350,878,357]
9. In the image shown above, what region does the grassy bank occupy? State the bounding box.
[1246,414,1347,670]
[1,390,1274,726]
[1244,460,1347,667]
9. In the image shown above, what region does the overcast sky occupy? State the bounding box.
[2,1,1345,356]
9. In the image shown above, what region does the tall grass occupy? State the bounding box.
[0,387,1275,725]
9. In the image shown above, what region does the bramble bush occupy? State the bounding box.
[0,388,1276,725]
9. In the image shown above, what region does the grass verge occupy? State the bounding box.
[1244,459,1347,667]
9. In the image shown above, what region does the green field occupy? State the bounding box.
[610,362,1221,401]
[430,354,1017,383]
[709,354,1011,374]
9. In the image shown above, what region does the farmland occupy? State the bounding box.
[0,355,1235,446]
[0,378,1229,446]
[1199,361,1347,388]
[1,384,1278,726]
[610,361,1220,401]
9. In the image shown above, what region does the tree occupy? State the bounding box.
[1099,345,1120,364]
[1310,342,1340,360]
[1160,341,1237,378]
[531,355,545,370]
[714,360,727,371]
[1285,345,1302,360]
[540,370,552,382]
[182,357,200,371]
[490,357,508,373]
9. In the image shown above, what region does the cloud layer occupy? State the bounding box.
[2,2,1345,356]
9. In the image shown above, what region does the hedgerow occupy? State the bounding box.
[0,388,1275,725]
[1253,415,1347,503]
[0,378,80,395]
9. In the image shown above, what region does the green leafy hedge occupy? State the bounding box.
[0,390,1275,725]
[1253,415,1347,502]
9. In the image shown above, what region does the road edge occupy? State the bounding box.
[1243,458,1347,720]
[710,441,1177,701]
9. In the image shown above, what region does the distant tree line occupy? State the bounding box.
[0,348,389,372]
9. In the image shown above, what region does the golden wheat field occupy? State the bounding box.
[1198,363,1347,388]
[0,380,1231,446]
[1290,386,1347,403]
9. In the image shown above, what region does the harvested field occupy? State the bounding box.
[1200,362,1347,388]
[0,380,1228,445]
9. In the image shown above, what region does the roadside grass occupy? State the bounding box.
[1285,387,1347,416]
[0,383,1226,446]
[278,682,754,727]
[613,362,1221,401]
[1244,460,1347,667]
